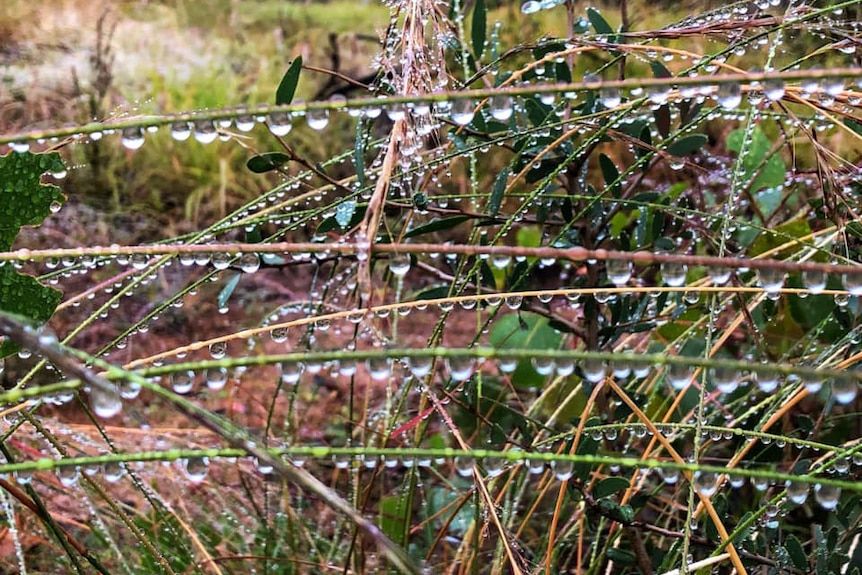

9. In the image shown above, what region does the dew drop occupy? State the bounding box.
[814,483,841,510]
[171,370,195,395]
[183,456,210,483]
[170,121,192,141]
[90,384,123,419]
[306,109,330,131]
[193,120,219,144]
[120,127,145,150]
[693,470,719,497]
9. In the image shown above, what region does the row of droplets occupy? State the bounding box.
[14,452,851,512]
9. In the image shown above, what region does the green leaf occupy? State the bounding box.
[667,134,708,157]
[276,56,302,105]
[379,496,407,543]
[488,168,510,217]
[593,476,630,499]
[0,151,65,251]
[599,153,621,198]
[218,272,242,309]
[785,534,808,570]
[247,153,290,173]
[317,204,367,234]
[0,151,66,358]
[471,0,486,60]
[726,126,786,192]
[405,215,470,238]
[587,7,614,35]
[606,548,636,565]
[489,313,563,388]
[335,200,358,230]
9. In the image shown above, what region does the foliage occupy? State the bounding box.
[1,0,862,574]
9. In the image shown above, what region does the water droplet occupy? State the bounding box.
[388,253,411,277]
[281,361,303,385]
[693,470,719,497]
[763,77,785,101]
[49,200,62,214]
[268,113,293,136]
[661,261,688,287]
[599,86,622,108]
[254,458,274,475]
[785,479,809,504]
[715,83,742,109]
[521,0,541,14]
[193,120,219,144]
[182,456,210,483]
[58,466,79,487]
[552,459,573,481]
[666,363,693,390]
[489,95,514,121]
[120,127,145,150]
[711,367,739,394]
[171,370,195,394]
[754,370,780,393]
[531,357,556,376]
[239,253,260,273]
[451,99,475,125]
[90,384,123,419]
[447,356,476,381]
[306,109,330,131]
[660,467,680,485]
[367,357,392,381]
[170,121,192,141]
[803,270,828,294]
[843,272,862,296]
[814,483,841,510]
[483,457,506,477]
[497,356,518,373]
[454,456,475,477]
[103,461,125,483]
[757,268,785,294]
[582,358,607,383]
[205,367,228,391]
[831,376,857,405]
[209,341,227,359]
[270,327,289,343]
[212,252,233,270]
[708,266,731,285]
[407,356,434,378]
[606,259,632,286]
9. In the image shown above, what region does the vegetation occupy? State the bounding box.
[1,0,862,574]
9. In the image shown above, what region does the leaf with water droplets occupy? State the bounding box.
[784,534,808,570]
[405,215,470,238]
[587,7,614,36]
[726,126,786,192]
[0,152,66,358]
[488,167,510,218]
[317,203,366,234]
[599,154,621,198]
[218,272,241,309]
[666,134,707,157]
[593,476,630,499]
[276,56,302,106]
[247,153,291,173]
[471,0,486,60]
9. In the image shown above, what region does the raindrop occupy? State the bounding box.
[763,78,785,101]
[281,361,303,385]
[582,358,607,383]
[121,127,145,150]
[58,466,80,487]
[451,99,476,125]
[842,272,862,296]
[103,461,125,483]
[90,384,123,419]
[270,327,289,343]
[660,467,680,485]
[715,82,742,109]
[757,268,785,294]
[205,367,228,391]
[239,253,260,273]
[183,456,210,483]
[209,341,227,359]
[447,356,476,381]
[367,357,392,381]
[212,252,233,270]
[388,253,411,277]
[661,261,688,287]
[505,295,523,310]
[407,356,434,378]
[831,376,858,405]
[712,366,739,394]
[606,259,632,286]
[552,459,574,481]
[171,370,195,395]
[306,109,330,131]
[498,356,518,373]
[521,0,541,14]
[754,370,780,393]
[708,266,732,285]
[802,270,828,294]
[599,86,622,108]
[666,363,693,390]
[483,457,506,477]
[693,470,719,497]
[489,95,514,121]
[268,113,293,136]
[254,458,274,475]
[454,456,475,477]
[813,483,841,510]
[193,120,219,144]
[786,480,809,505]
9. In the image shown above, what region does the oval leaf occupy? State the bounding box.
[488,167,510,217]
[471,0,486,60]
[667,134,708,157]
[276,56,302,106]
[593,476,631,499]
[247,153,291,173]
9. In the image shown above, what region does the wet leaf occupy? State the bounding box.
[471,0,486,60]
[0,151,66,358]
[276,56,302,105]
[406,215,470,238]
[247,153,291,173]
[587,7,614,35]
[599,154,621,198]
[726,126,786,192]
[667,134,707,157]
[217,272,241,309]
[593,476,630,499]
[488,167,509,217]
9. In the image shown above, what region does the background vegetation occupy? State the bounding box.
[1,0,862,574]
